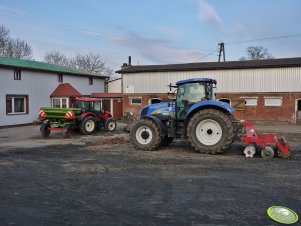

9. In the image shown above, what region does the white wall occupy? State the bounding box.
[0,68,105,126]
[122,67,301,93]
[108,79,122,93]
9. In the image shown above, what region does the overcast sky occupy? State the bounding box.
[0,0,301,71]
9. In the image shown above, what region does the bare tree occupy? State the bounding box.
[70,53,113,76]
[0,24,33,59]
[0,25,10,56]
[43,51,113,77]
[240,46,273,60]
[44,51,69,66]
[5,38,32,59]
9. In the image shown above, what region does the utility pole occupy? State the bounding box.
[218,42,225,62]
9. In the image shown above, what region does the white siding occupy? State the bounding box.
[108,79,122,93]
[122,67,301,93]
[0,68,105,126]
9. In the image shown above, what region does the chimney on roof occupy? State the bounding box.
[128,56,131,66]
[121,56,132,69]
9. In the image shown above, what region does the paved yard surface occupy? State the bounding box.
[0,123,300,225]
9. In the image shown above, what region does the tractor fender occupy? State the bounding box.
[140,115,167,136]
[101,111,112,121]
[186,100,234,120]
[78,112,98,122]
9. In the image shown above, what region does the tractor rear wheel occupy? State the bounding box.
[130,119,162,151]
[187,109,234,154]
[80,116,97,135]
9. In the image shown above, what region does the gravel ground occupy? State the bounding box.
[0,122,300,225]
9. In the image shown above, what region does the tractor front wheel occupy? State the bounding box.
[80,116,97,135]
[130,119,162,151]
[187,109,234,154]
[105,118,117,132]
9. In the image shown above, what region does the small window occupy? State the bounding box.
[219,98,231,105]
[58,74,63,83]
[14,69,21,80]
[130,97,142,105]
[6,95,28,114]
[241,97,258,106]
[89,77,93,85]
[52,97,69,108]
[264,97,282,106]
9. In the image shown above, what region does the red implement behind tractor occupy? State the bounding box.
[240,121,291,159]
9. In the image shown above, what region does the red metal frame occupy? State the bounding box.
[240,121,290,156]
[73,97,102,102]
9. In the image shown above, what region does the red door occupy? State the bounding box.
[113,99,123,119]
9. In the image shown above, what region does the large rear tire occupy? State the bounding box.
[80,116,97,135]
[130,119,162,151]
[187,109,234,154]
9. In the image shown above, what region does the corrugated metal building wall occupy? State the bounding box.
[123,67,301,93]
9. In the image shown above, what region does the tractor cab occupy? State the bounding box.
[73,97,103,117]
[175,78,216,120]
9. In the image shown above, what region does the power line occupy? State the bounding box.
[194,49,218,62]
[226,33,301,45]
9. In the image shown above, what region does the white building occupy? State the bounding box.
[117,57,301,123]
[0,57,108,127]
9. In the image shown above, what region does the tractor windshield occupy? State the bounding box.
[73,101,102,112]
[176,82,214,120]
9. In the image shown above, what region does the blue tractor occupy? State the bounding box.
[130,78,237,154]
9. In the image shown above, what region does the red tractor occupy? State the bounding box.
[38,97,117,137]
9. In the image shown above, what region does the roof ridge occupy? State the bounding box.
[116,57,301,74]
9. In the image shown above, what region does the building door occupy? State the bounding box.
[113,99,123,119]
[297,99,301,123]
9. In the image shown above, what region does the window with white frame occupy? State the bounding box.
[130,97,142,105]
[52,97,69,108]
[264,97,282,106]
[241,97,258,106]
[6,95,28,114]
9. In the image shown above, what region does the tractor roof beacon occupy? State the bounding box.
[130,78,236,154]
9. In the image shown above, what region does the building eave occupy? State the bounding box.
[116,57,301,74]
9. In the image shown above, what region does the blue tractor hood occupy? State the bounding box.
[140,102,175,117]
